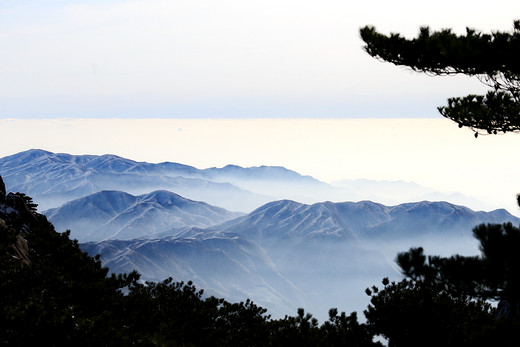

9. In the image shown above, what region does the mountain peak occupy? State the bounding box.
[3,148,53,164]
[141,190,188,205]
[46,189,243,241]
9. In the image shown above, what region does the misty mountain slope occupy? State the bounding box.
[204,164,364,206]
[0,149,273,211]
[44,190,137,239]
[215,199,520,317]
[217,200,358,248]
[81,235,304,318]
[331,178,497,212]
[205,164,314,181]
[80,198,520,321]
[45,190,244,242]
[219,199,520,242]
[363,201,520,239]
[213,199,520,279]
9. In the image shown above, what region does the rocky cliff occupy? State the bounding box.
[0,175,47,265]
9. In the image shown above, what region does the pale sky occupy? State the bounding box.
[1,0,519,118]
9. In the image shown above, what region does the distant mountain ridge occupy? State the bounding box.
[0,149,495,213]
[205,164,317,182]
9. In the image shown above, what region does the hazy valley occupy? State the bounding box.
[2,149,518,320]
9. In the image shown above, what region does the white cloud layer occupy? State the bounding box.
[1,118,519,215]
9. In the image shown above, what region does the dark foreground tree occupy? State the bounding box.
[364,221,520,346]
[270,308,381,347]
[360,20,520,136]
[364,278,493,347]
[396,222,520,317]
[124,279,272,346]
[0,193,140,345]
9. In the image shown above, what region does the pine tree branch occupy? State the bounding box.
[438,91,520,135]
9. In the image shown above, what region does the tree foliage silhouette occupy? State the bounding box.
[360,20,520,136]
[363,206,520,345]
[1,206,140,345]
[396,222,520,318]
[365,277,494,347]
[373,222,520,346]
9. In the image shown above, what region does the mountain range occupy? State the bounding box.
[0,149,495,212]
[2,149,519,320]
[81,198,520,319]
[45,190,244,242]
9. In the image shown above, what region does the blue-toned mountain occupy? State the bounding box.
[0,149,495,213]
[81,234,303,318]
[218,199,519,244]
[46,190,243,242]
